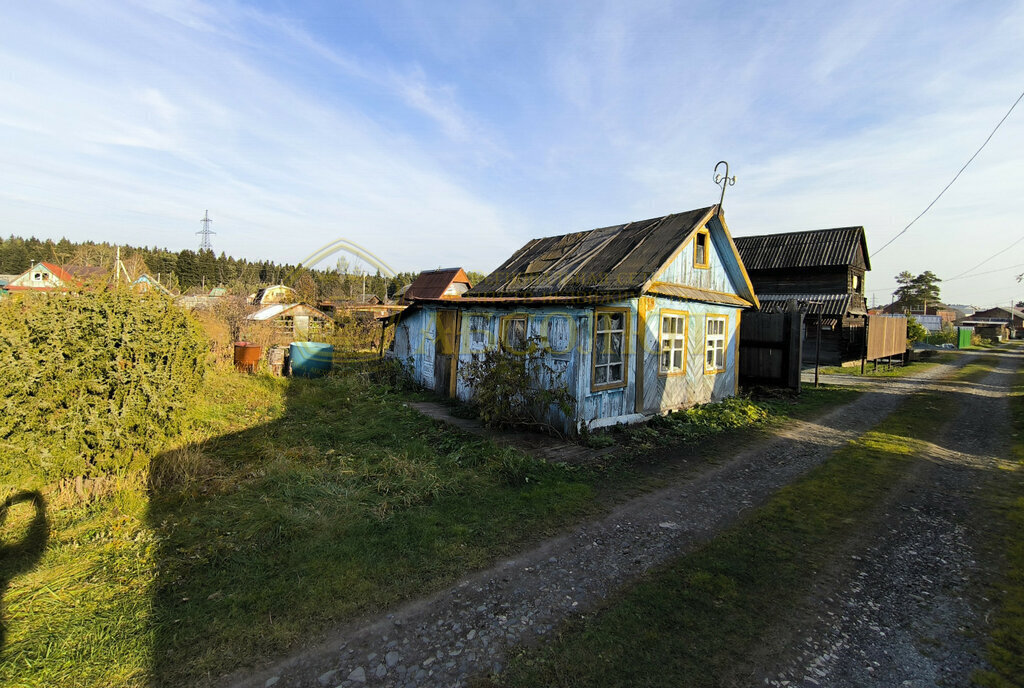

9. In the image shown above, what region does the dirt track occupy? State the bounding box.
[224,356,985,688]
[756,349,1020,687]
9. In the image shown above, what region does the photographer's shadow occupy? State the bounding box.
[0,491,48,650]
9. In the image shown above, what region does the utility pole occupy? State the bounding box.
[197,210,215,252]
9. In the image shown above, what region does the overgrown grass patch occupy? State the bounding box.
[0,368,605,688]
[602,385,860,452]
[494,378,960,687]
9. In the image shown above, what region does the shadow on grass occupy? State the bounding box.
[144,370,598,687]
[0,491,47,652]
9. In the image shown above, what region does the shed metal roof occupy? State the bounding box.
[733,227,870,271]
[467,206,717,298]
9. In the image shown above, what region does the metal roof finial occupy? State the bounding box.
[714,160,736,209]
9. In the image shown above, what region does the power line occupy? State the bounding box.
[874,88,1024,256]
[945,234,1024,280]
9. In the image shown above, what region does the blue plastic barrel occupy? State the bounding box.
[289,342,333,378]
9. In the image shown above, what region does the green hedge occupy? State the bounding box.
[0,290,207,484]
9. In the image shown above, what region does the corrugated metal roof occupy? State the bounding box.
[756,293,854,317]
[404,268,471,300]
[467,206,717,298]
[733,227,870,271]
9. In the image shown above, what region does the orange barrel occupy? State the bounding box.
[233,341,262,373]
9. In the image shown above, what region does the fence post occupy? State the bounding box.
[786,301,802,391]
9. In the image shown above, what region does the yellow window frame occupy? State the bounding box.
[658,309,689,376]
[591,307,630,392]
[499,313,529,353]
[693,228,711,269]
[703,313,728,374]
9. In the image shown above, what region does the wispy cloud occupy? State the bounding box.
[0,0,1021,304]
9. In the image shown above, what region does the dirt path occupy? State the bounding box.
[757,350,1020,687]
[224,359,970,688]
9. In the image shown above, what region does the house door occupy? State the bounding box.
[434,310,459,396]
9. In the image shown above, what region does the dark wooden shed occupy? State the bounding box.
[734,227,870,366]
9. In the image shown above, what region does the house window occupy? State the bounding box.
[501,315,528,351]
[469,314,491,351]
[593,308,627,389]
[659,311,688,374]
[852,274,862,292]
[705,315,727,373]
[694,229,710,269]
[32,272,43,281]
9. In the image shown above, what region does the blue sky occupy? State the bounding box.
[1,0,1022,306]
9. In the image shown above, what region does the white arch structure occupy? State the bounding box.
[292,238,397,279]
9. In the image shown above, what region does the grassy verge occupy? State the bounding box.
[973,357,1024,687]
[493,370,963,687]
[817,351,956,378]
[0,368,862,688]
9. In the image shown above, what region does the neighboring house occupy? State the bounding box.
[4,262,79,291]
[398,268,472,304]
[389,205,758,434]
[734,227,870,366]
[247,303,332,340]
[0,274,18,288]
[252,284,297,305]
[966,306,1024,337]
[131,274,174,296]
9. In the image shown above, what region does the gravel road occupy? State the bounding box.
[759,350,1020,688]
[224,358,972,688]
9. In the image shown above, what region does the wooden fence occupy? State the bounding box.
[739,309,803,390]
[865,314,907,361]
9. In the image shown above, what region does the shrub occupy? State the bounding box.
[0,289,207,485]
[459,339,575,434]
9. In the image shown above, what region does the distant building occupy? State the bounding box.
[398,268,472,304]
[252,284,296,305]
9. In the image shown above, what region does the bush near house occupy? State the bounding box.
[0,290,207,485]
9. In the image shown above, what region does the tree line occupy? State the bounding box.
[0,234,439,302]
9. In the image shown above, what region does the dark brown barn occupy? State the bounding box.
[734,227,870,365]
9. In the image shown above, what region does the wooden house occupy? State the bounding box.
[734,227,870,365]
[4,262,79,292]
[388,205,758,434]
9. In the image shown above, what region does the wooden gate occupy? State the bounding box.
[738,308,803,390]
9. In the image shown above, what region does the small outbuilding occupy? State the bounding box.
[388,205,758,434]
[247,303,332,340]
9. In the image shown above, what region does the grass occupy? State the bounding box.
[492,366,967,687]
[0,366,866,688]
[973,354,1024,687]
[816,351,956,378]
